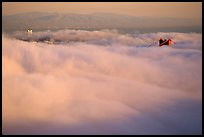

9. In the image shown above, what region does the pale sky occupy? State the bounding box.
[2,2,202,19]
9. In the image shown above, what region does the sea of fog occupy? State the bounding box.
[2,29,202,135]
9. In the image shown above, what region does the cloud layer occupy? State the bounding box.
[2,30,202,135]
[11,29,202,50]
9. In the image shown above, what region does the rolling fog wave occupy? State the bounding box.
[10,29,202,49]
[2,30,202,135]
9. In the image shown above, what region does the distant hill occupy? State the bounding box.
[2,12,202,33]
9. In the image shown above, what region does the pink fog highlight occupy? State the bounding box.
[2,31,202,134]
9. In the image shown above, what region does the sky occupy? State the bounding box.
[2,2,202,19]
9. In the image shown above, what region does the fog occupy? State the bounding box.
[2,30,202,135]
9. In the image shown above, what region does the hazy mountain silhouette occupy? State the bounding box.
[2,12,201,33]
